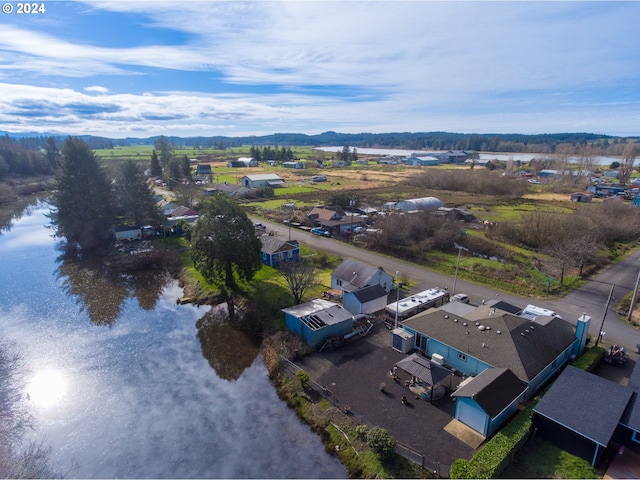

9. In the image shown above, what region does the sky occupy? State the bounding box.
[0,1,639,138]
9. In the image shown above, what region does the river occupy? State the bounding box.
[0,202,346,478]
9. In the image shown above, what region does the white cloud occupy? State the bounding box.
[0,1,638,136]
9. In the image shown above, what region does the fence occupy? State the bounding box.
[281,357,452,477]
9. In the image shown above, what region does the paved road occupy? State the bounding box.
[257,217,640,351]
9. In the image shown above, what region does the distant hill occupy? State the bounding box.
[2,130,635,154]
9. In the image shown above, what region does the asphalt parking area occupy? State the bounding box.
[293,322,476,470]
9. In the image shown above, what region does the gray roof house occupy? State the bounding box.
[401,303,590,392]
[331,259,395,294]
[259,237,300,267]
[398,305,590,437]
[533,366,634,466]
[343,284,388,315]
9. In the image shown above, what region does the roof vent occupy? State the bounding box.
[444,315,449,319]
[520,332,525,336]
[453,318,458,323]
[496,330,502,334]
[525,329,530,334]
[486,325,491,330]
[482,342,486,348]
[478,325,486,331]
[462,322,467,327]
[475,322,480,326]
[530,325,535,330]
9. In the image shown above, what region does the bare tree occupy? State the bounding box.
[280,259,319,305]
[620,142,638,185]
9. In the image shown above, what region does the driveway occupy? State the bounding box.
[257,217,640,351]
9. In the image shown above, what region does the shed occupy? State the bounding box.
[282,299,353,348]
[390,328,414,353]
[343,284,388,315]
[242,174,284,189]
[451,367,526,438]
[533,366,633,466]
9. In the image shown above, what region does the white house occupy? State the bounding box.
[343,284,388,315]
[331,259,395,294]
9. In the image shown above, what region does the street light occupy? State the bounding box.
[395,270,400,329]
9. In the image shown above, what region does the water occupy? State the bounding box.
[317,146,622,165]
[0,202,346,478]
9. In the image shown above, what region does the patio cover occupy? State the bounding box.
[395,353,451,386]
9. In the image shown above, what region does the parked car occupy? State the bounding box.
[450,293,469,304]
[311,227,331,237]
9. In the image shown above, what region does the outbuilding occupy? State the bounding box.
[343,284,388,315]
[241,174,284,189]
[282,299,353,348]
[395,197,443,212]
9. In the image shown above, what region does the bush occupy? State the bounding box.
[295,369,310,387]
[365,426,396,460]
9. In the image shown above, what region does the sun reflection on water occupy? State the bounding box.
[27,369,68,408]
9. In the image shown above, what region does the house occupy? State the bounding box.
[194,164,212,175]
[571,192,593,203]
[282,298,354,348]
[241,174,284,189]
[343,284,388,315]
[451,367,527,438]
[168,205,198,217]
[400,304,590,402]
[533,366,635,466]
[307,206,361,234]
[260,237,300,267]
[114,225,141,241]
[331,259,395,294]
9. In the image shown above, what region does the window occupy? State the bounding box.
[336,279,342,286]
[457,352,467,362]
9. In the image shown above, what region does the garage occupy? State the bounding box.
[456,401,487,435]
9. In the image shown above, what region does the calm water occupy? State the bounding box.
[0,202,346,478]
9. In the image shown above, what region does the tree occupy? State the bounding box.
[280,259,318,304]
[150,150,162,176]
[365,426,396,460]
[190,193,262,290]
[154,135,173,167]
[180,155,192,180]
[44,136,58,169]
[49,137,114,252]
[620,142,637,185]
[115,159,161,226]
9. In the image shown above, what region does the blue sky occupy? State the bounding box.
[0,1,639,138]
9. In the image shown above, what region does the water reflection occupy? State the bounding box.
[55,250,170,326]
[196,305,262,381]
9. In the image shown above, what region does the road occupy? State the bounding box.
[257,217,640,351]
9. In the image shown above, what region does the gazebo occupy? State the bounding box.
[395,353,452,402]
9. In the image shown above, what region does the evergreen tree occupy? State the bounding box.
[154,135,173,167]
[181,155,192,180]
[115,159,161,226]
[190,193,262,290]
[150,149,162,176]
[49,137,114,252]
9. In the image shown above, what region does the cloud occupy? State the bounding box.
[0,1,638,136]
[84,85,109,94]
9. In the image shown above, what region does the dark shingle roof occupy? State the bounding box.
[620,361,640,431]
[350,284,387,303]
[260,236,299,255]
[534,366,632,447]
[402,308,576,381]
[451,368,526,418]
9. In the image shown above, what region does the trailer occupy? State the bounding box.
[319,314,374,352]
[385,287,450,326]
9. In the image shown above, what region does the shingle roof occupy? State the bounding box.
[451,368,526,418]
[534,366,632,447]
[402,307,577,381]
[395,353,451,386]
[260,236,299,255]
[350,284,387,303]
[332,259,381,289]
[620,361,640,431]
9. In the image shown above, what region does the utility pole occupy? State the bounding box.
[394,271,400,329]
[452,247,462,295]
[626,267,640,324]
[595,284,615,347]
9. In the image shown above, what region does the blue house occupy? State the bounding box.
[451,367,526,438]
[401,305,589,402]
[282,299,353,348]
[260,237,300,267]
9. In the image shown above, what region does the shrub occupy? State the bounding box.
[365,426,396,460]
[295,369,310,387]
